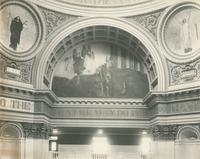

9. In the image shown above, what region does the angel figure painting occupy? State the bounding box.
[9,16,27,50]
[164,6,200,55]
[0,4,37,53]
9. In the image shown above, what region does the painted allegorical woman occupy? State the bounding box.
[9,16,23,50]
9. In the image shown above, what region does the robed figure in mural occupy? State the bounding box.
[9,16,23,50]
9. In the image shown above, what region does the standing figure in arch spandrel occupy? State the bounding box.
[9,16,23,51]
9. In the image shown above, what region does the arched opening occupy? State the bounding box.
[0,123,24,159]
[49,26,154,98]
[175,126,200,159]
[35,17,167,93]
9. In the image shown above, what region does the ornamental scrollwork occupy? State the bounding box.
[168,59,200,85]
[22,123,51,139]
[125,10,163,39]
[0,54,34,84]
[150,125,179,140]
[40,7,78,35]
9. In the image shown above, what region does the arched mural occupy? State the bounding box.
[52,43,149,98]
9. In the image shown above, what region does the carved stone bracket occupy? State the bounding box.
[22,123,52,139]
[125,10,163,39]
[0,54,34,84]
[39,7,78,36]
[168,59,200,86]
[150,125,179,140]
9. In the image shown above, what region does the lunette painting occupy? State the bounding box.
[52,43,149,98]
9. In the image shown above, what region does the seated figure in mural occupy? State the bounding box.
[9,16,23,51]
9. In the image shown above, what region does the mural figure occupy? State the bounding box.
[99,56,112,97]
[9,16,25,51]
[180,12,192,53]
[83,46,96,74]
[72,48,85,75]
[165,7,200,55]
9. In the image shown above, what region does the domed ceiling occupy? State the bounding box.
[51,0,150,7]
[32,0,175,16]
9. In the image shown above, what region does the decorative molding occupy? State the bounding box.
[55,98,144,107]
[22,122,51,139]
[168,59,200,86]
[49,0,151,7]
[0,54,34,84]
[39,7,78,36]
[150,125,179,140]
[125,10,164,39]
[157,100,200,116]
[31,0,177,17]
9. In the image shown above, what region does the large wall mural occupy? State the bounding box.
[52,43,149,98]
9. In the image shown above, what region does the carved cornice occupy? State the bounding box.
[22,122,51,139]
[0,84,57,106]
[149,124,200,140]
[55,98,145,107]
[149,124,179,140]
[144,88,200,107]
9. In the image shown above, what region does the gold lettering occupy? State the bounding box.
[0,98,6,107]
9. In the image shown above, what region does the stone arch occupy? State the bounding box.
[176,126,200,141]
[0,123,24,139]
[0,123,24,159]
[34,17,168,92]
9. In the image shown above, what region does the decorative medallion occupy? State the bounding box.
[159,2,200,61]
[0,0,44,60]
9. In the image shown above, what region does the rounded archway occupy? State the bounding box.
[0,123,24,159]
[34,17,167,94]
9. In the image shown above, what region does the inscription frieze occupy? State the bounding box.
[52,108,148,119]
[0,97,34,113]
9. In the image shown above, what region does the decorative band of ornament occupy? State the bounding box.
[53,0,150,7]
